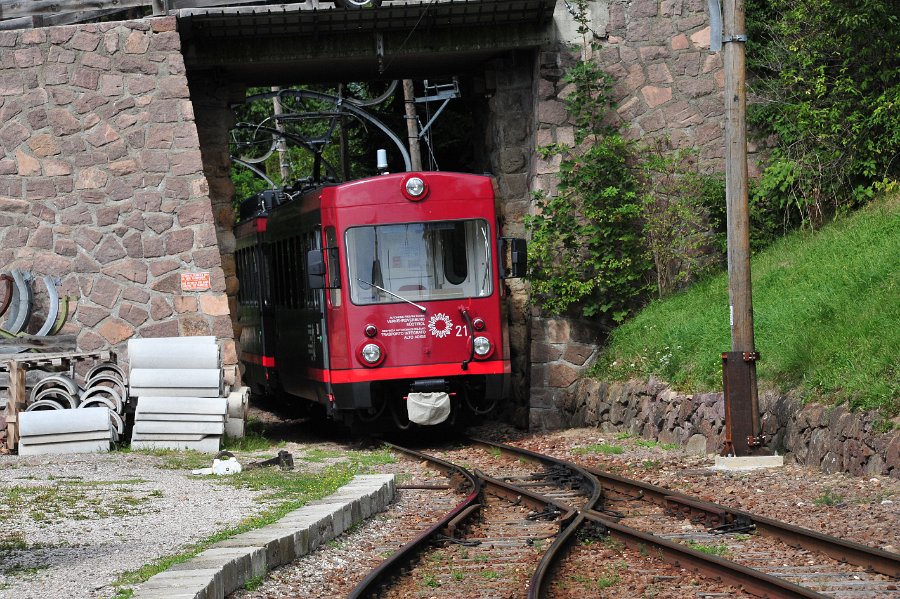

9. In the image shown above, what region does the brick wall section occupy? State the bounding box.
[0,17,234,369]
[561,378,900,479]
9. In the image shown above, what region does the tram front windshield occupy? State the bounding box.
[346,220,492,305]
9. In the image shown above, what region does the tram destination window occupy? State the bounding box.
[346,220,492,305]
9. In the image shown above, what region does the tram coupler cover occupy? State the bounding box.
[407,391,451,425]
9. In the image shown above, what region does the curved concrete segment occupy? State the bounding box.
[130,474,396,599]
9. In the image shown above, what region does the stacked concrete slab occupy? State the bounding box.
[128,337,222,398]
[131,397,227,452]
[18,407,114,455]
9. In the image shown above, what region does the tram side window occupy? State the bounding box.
[302,230,321,310]
[325,227,341,307]
[287,237,298,309]
[236,248,260,307]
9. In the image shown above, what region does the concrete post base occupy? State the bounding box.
[714,455,785,471]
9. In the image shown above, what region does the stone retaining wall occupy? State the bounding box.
[559,376,899,478]
[0,18,234,369]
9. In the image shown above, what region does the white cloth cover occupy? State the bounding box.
[406,392,451,426]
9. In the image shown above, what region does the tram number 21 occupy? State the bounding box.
[454,325,469,337]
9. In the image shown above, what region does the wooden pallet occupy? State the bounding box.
[1,350,114,452]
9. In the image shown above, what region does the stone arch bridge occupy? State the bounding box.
[0,0,730,428]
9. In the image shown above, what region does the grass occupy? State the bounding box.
[592,193,900,417]
[686,540,731,557]
[244,574,265,591]
[0,480,156,524]
[572,443,625,455]
[814,489,845,506]
[222,418,271,452]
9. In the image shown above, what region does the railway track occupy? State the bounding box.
[347,437,900,598]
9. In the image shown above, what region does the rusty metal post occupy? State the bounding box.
[721,0,762,455]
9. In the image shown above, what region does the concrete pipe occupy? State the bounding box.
[32,388,78,410]
[24,399,66,411]
[29,374,80,404]
[83,376,127,405]
[85,363,127,385]
[79,387,122,414]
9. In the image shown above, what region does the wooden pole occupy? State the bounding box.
[722,0,761,455]
[403,80,422,171]
[271,87,291,182]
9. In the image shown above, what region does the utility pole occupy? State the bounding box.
[271,87,291,182]
[403,80,422,171]
[720,0,762,456]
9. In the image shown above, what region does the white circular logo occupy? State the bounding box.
[428,313,453,338]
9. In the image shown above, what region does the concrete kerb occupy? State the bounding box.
[131,474,395,599]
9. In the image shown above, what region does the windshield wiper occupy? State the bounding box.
[357,278,426,313]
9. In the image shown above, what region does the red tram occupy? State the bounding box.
[234,172,526,430]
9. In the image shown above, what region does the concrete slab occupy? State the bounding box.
[140,414,226,422]
[130,474,395,599]
[19,407,110,436]
[130,437,221,452]
[130,369,222,388]
[133,421,225,435]
[129,337,219,370]
[18,438,111,455]
[714,455,785,471]
[130,387,222,398]
[136,397,228,415]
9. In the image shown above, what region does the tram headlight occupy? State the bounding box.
[361,343,382,364]
[402,175,429,201]
[405,177,425,197]
[473,336,492,357]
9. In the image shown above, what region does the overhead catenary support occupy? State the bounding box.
[720,0,762,456]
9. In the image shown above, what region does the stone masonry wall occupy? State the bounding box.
[557,377,900,479]
[480,51,537,428]
[0,18,234,369]
[529,0,731,429]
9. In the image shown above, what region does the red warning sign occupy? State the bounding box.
[180,272,210,291]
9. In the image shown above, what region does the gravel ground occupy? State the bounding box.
[1,412,897,599]
[0,451,274,599]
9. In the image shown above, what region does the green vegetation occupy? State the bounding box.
[814,489,845,507]
[479,569,501,580]
[222,418,270,452]
[572,443,625,456]
[593,195,900,415]
[686,540,731,557]
[0,480,155,524]
[244,574,265,591]
[422,572,439,588]
[525,56,650,322]
[634,439,679,451]
[747,0,900,225]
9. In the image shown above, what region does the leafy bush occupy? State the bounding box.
[525,59,651,323]
[747,0,900,224]
[639,141,721,296]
